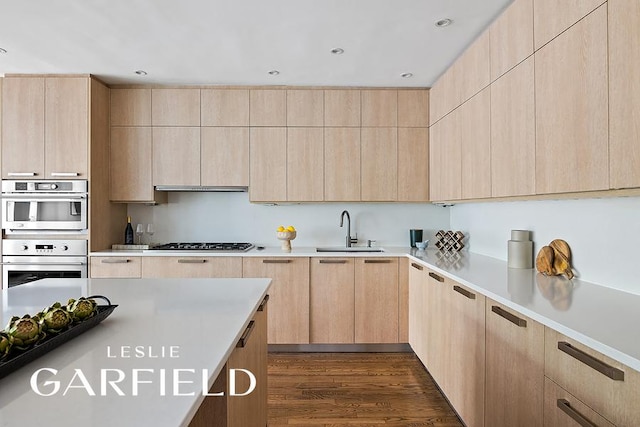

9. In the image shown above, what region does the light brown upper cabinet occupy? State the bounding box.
[457,30,491,106]
[361,90,397,127]
[110,127,155,202]
[489,0,534,81]
[491,57,535,197]
[460,88,491,200]
[397,128,429,202]
[152,127,201,186]
[286,90,323,127]
[110,88,151,126]
[249,127,287,202]
[355,258,399,343]
[287,127,324,201]
[200,89,249,126]
[250,90,286,126]
[397,90,429,127]
[361,128,397,201]
[533,0,605,50]
[324,90,360,127]
[151,88,200,126]
[429,108,461,201]
[201,127,249,187]
[609,0,640,189]
[535,5,608,194]
[324,127,361,201]
[429,65,459,126]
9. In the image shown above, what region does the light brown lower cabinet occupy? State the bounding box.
[544,377,615,427]
[141,257,242,278]
[408,261,427,361]
[89,256,141,278]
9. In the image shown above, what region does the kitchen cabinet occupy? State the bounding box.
[142,257,242,278]
[533,0,605,50]
[397,90,429,128]
[397,257,409,343]
[110,88,151,126]
[151,88,200,126]
[249,127,287,202]
[456,30,491,106]
[324,90,360,127]
[361,90,397,127]
[489,0,533,81]
[242,257,309,344]
[90,256,142,278]
[201,127,249,187]
[485,299,544,426]
[609,0,640,189]
[490,57,535,197]
[423,269,450,386]
[429,107,461,201]
[287,127,324,201]
[286,89,323,127]
[361,127,397,201]
[250,89,286,126]
[534,5,608,194]
[397,128,429,202]
[460,88,491,200]
[152,127,201,186]
[429,65,459,126]
[201,89,249,126]
[309,258,355,344]
[408,261,427,361]
[324,127,361,201]
[543,377,615,427]
[354,258,398,343]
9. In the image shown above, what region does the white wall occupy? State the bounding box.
[127,192,450,248]
[450,195,640,295]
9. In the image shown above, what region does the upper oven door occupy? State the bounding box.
[1,194,87,233]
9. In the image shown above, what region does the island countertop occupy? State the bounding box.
[0,277,271,427]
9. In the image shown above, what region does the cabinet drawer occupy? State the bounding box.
[90,256,141,278]
[545,328,640,426]
[544,377,614,427]
[142,256,242,278]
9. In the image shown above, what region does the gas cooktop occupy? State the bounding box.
[151,243,254,252]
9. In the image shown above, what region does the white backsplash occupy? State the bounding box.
[127,192,450,248]
[450,195,640,295]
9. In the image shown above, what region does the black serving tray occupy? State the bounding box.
[0,295,117,380]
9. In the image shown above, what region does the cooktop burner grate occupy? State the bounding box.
[151,242,254,252]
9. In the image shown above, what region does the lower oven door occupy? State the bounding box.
[2,256,87,290]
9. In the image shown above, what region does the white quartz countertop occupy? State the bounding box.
[0,277,271,427]
[90,246,409,257]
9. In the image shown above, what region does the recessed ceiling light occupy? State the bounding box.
[134,70,147,76]
[331,48,344,55]
[268,70,280,76]
[401,73,413,78]
[435,18,453,27]
[0,48,7,54]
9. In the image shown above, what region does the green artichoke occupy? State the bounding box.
[0,331,13,358]
[39,302,72,333]
[67,297,97,322]
[6,314,44,350]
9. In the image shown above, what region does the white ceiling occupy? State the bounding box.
[0,0,513,87]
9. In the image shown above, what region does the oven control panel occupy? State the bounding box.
[2,240,87,256]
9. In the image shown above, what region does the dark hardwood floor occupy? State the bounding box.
[268,352,463,426]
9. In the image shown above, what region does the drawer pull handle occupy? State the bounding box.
[410,262,423,271]
[262,259,291,264]
[319,259,348,264]
[428,272,444,282]
[258,295,269,311]
[557,399,597,427]
[100,259,131,264]
[491,305,527,327]
[364,259,392,264]
[558,341,624,381]
[7,172,37,177]
[236,321,255,348]
[177,259,206,264]
[50,172,80,177]
[453,285,475,300]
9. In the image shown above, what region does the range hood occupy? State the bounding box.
[155,185,248,192]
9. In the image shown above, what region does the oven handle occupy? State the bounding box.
[2,196,87,201]
[3,262,87,266]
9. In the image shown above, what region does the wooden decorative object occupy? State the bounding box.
[435,230,465,252]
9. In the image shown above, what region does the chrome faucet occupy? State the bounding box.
[339,210,357,247]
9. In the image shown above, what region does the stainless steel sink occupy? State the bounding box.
[316,247,384,253]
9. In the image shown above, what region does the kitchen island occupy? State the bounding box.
[0,277,271,427]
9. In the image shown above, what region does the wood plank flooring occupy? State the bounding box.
[268,352,463,426]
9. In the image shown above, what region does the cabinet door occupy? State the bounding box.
[491,57,535,197]
[429,67,459,126]
[609,0,640,189]
[1,77,45,178]
[361,127,397,201]
[423,270,450,388]
[354,258,398,343]
[152,127,201,186]
[397,90,429,127]
[535,5,608,194]
[408,261,427,361]
[90,256,141,278]
[201,89,249,126]
[110,127,155,202]
[461,88,491,199]
[242,257,310,344]
[457,30,491,104]
[324,90,360,127]
[286,90,323,127]
[45,77,88,178]
[141,257,242,278]
[543,378,615,427]
[110,88,151,126]
[533,0,604,50]
[287,127,324,201]
[250,90,286,126]
[361,90,397,127]
[151,88,200,126]
[201,127,249,187]
[324,127,360,201]
[489,0,534,81]
[485,299,544,426]
[310,258,354,343]
[429,109,461,201]
[397,128,429,202]
[249,127,287,202]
